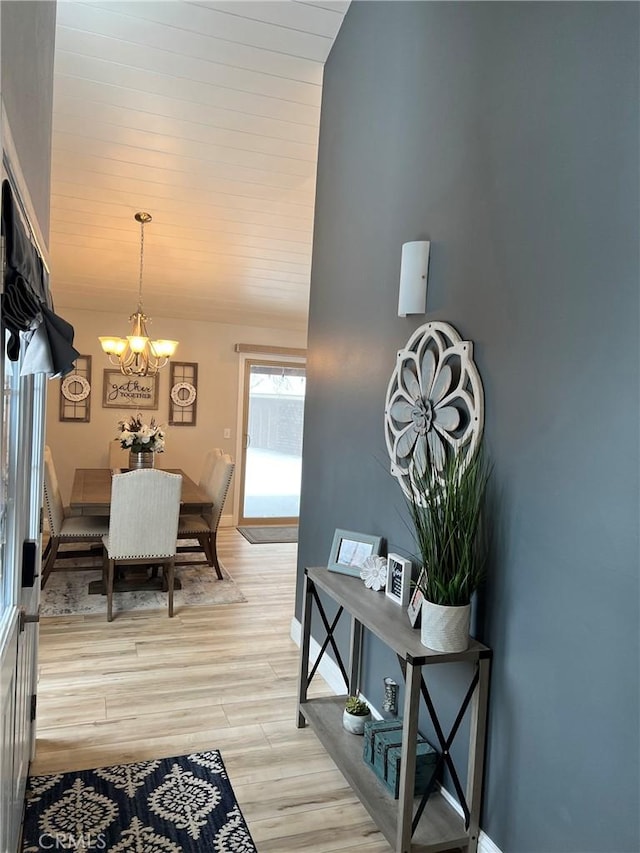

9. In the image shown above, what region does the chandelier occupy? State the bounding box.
[99,212,178,376]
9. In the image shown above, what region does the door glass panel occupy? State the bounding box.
[0,349,13,608]
[241,363,305,523]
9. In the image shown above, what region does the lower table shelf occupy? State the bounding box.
[299,696,468,853]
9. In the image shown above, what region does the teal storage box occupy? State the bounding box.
[362,719,438,799]
[363,719,403,766]
[384,739,438,799]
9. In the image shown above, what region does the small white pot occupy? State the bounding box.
[421,600,471,652]
[342,709,371,735]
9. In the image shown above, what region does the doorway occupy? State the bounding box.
[237,358,306,526]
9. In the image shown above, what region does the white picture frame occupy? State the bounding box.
[385,553,412,606]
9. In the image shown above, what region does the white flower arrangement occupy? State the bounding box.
[116,414,166,454]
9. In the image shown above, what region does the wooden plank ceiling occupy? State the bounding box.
[50,0,349,332]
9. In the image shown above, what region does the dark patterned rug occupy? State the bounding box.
[22,750,257,852]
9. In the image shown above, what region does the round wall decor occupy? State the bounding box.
[384,321,484,501]
[170,381,197,407]
[61,374,91,402]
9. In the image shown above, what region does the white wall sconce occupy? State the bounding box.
[398,240,430,317]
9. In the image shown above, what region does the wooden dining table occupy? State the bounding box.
[70,467,213,516]
[69,468,213,594]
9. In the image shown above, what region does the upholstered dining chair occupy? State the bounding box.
[178,453,234,579]
[102,469,182,621]
[198,447,223,490]
[109,440,128,471]
[42,445,109,587]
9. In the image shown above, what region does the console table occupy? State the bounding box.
[296,567,491,853]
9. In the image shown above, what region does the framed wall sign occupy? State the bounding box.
[59,355,92,422]
[102,370,158,410]
[385,553,412,606]
[327,529,382,578]
[169,361,198,426]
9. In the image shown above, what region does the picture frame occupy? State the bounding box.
[328,529,382,578]
[102,370,159,410]
[169,361,198,426]
[59,355,92,422]
[407,568,426,627]
[385,553,412,606]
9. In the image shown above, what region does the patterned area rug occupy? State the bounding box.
[237,525,298,544]
[41,551,246,617]
[22,750,257,852]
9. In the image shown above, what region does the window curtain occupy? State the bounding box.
[1,180,79,377]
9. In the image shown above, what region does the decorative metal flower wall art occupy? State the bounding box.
[384,321,484,502]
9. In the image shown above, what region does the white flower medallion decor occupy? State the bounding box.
[360,555,388,590]
[384,321,484,501]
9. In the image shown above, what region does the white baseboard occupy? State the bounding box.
[436,786,502,853]
[290,615,347,696]
[220,514,234,528]
[289,616,502,853]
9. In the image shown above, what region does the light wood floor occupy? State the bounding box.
[32,527,392,852]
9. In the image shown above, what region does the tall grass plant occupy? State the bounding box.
[408,446,490,607]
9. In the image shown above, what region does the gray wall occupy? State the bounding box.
[1,0,56,238]
[297,3,639,852]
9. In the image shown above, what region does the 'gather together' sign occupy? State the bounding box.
[102,370,159,409]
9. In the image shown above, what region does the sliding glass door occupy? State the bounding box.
[238,359,305,526]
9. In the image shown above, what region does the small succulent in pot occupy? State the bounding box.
[343,695,371,734]
[345,696,370,715]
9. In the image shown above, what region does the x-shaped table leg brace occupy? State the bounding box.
[306,582,350,692]
[398,656,480,834]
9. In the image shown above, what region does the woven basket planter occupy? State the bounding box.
[420,600,471,653]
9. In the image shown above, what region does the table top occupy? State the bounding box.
[306,566,491,666]
[70,468,212,516]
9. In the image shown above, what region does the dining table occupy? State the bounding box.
[69,467,213,594]
[70,467,213,516]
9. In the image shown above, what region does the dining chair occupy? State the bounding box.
[198,447,223,490]
[178,453,234,579]
[41,446,109,588]
[109,440,128,471]
[102,469,182,621]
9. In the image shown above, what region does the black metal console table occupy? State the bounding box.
[296,566,492,853]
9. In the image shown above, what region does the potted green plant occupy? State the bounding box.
[342,695,371,734]
[407,444,490,652]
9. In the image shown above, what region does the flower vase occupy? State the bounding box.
[129,451,155,470]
